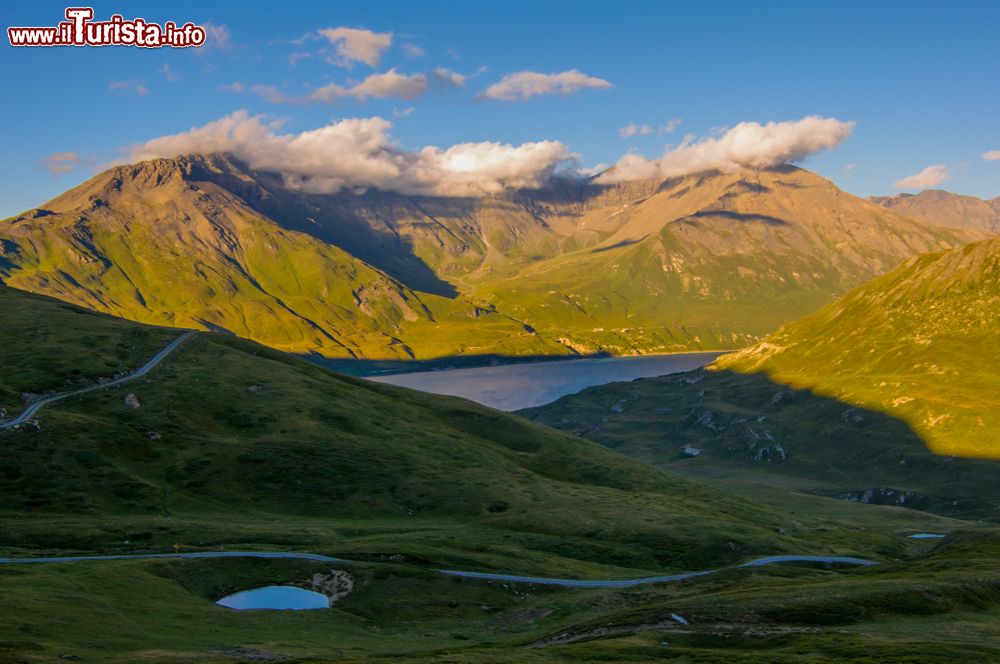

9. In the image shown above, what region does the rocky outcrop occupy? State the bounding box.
[309,570,353,605]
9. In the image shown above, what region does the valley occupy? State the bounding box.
[4,3,1000,660]
[3,277,1000,662]
[524,237,1000,520]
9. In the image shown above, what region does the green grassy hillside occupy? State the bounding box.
[0,285,179,415]
[0,283,885,577]
[3,286,999,662]
[715,237,1000,459]
[4,526,1000,662]
[523,238,1000,518]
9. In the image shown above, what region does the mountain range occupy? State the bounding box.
[6,270,998,664]
[871,189,1000,233]
[0,154,979,363]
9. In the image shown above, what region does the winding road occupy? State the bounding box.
[0,551,876,588]
[0,329,883,587]
[0,331,196,430]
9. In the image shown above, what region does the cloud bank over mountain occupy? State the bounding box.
[131,111,574,197]
[598,116,854,182]
[129,113,856,197]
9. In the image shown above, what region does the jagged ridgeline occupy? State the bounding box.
[0,154,978,361]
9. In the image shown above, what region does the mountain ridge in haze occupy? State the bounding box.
[870,189,1000,233]
[0,154,980,361]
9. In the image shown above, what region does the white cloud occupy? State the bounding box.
[402,42,425,58]
[661,118,682,134]
[245,70,429,104]
[620,119,681,139]
[431,67,466,88]
[334,69,428,100]
[619,124,654,138]
[108,80,149,96]
[318,27,392,67]
[45,152,80,174]
[893,164,950,190]
[160,63,181,82]
[983,150,1000,162]
[480,69,612,101]
[598,116,854,182]
[578,163,609,177]
[130,111,575,197]
[197,22,232,54]
[243,68,466,105]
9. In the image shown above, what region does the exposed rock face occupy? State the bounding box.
[310,570,353,605]
[124,393,140,409]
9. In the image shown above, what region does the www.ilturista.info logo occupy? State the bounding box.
[8,7,206,48]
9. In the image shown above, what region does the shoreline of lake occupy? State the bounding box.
[367,351,725,411]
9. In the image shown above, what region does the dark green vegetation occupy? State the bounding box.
[0,155,977,362]
[4,530,1000,662]
[524,238,1000,519]
[2,286,843,578]
[0,285,178,415]
[4,282,999,661]
[524,368,1000,522]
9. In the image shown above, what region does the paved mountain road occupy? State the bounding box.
[0,550,877,588]
[0,331,196,430]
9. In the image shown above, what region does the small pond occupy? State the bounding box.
[907,533,946,540]
[216,585,329,610]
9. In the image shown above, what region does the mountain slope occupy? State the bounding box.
[0,282,881,577]
[0,155,979,362]
[481,166,979,353]
[715,237,1000,458]
[4,289,999,664]
[871,190,1000,233]
[523,238,1000,517]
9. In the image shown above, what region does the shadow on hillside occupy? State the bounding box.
[306,351,616,377]
[254,197,460,298]
[188,158,460,298]
[520,368,1000,521]
[690,210,790,225]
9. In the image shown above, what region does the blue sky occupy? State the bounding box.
[1,0,998,216]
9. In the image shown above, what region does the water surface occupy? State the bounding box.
[216,585,328,610]
[369,352,722,410]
